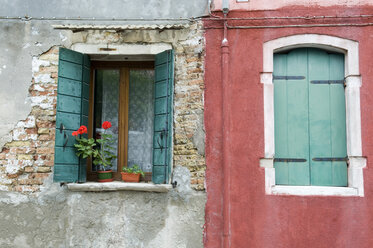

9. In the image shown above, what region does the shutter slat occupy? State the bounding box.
[309,49,333,186]
[274,54,290,185]
[58,60,82,81]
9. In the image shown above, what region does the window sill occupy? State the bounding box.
[66,181,172,193]
[270,185,358,197]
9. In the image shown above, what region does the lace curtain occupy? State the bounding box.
[128,70,154,172]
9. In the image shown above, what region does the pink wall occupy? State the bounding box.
[204,5,373,248]
[212,0,373,11]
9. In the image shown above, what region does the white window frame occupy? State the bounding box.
[260,34,366,197]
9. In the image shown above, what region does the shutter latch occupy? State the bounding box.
[157,129,166,153]
[60,123,68,150]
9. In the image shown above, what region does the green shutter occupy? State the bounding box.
[308,49,347,186]
[54,48,90,183]
[274,48,347,186]
[152,50,174,184]
[274,49,310,185]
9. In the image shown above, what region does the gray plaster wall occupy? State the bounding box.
[2,0,208,19]
[0,177,205,248]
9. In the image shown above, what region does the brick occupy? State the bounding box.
[19,178,44,185]
[7,141,31,147]
[24,167,34,173]
[30,172,50,178]
[17,154,33,160]
[43,161,54,167]
[36,147,54,154]
[39,134,54,141]
[36,120,54,128]
[36,167,51,173]
[38,128,50,134]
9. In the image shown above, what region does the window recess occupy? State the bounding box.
[54,48,174,184]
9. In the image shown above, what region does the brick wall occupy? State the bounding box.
[0,21,206,192]
[0,47,59,192]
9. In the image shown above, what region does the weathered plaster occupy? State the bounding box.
[0,183,205,248]
[0,21,70,148]
[1,0,208,20]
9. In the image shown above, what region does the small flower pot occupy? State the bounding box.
[98,170,113,182]
[121,172,141,182]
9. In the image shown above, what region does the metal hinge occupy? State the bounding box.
[273,75,305,80]
[312,157,348,162]
[310,80,344,85]
[274,158,307,163]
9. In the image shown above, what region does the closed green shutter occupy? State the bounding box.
[152,50,174,184]
[274,48,347,186]
[308,49,347,186]
[54,48,90,183]
[274,49,310,185]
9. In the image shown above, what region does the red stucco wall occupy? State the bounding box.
[204,6,373,248]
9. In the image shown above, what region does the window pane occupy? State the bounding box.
[94,70,120,171]
[128,70,155,172]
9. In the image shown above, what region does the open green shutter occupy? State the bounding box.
[152,50,174,184]
[54,48,90,183]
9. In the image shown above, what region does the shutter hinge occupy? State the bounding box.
[274,158,307,162]
[273,75,305,80]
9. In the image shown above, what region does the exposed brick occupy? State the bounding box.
[36,147,54,154]
[17,154,33,160]
[7,141,31,147]
[19,178,44,185]
[38,128,50,134]
[24,167,34,173]
[36,167,52,173]
[29,172,50,178]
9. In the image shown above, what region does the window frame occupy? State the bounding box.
[87,61,155,181]
[260,34,366,197]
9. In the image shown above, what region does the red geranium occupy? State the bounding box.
[102,121,112,130]
[77,125,88,135]
[72,131,78,136]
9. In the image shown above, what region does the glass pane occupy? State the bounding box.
[93,70,120,171]
[128,70,155,172]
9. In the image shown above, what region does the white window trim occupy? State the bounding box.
[260,34,366,197]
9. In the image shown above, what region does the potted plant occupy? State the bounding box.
[121,164,145,182]
[72,121,117,182]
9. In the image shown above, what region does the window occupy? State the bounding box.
[260,34,366,196]
[54,48,174,184]
[273,48,347,186]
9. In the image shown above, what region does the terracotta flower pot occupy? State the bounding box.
[121,172,141,182]
[98,170,113,182]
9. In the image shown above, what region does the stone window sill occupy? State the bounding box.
[270,185,358,197]
[67,181,172,193]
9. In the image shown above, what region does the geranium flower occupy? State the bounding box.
[102,121,112,130]
[72,131,78,136]
[77,125,88,134]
